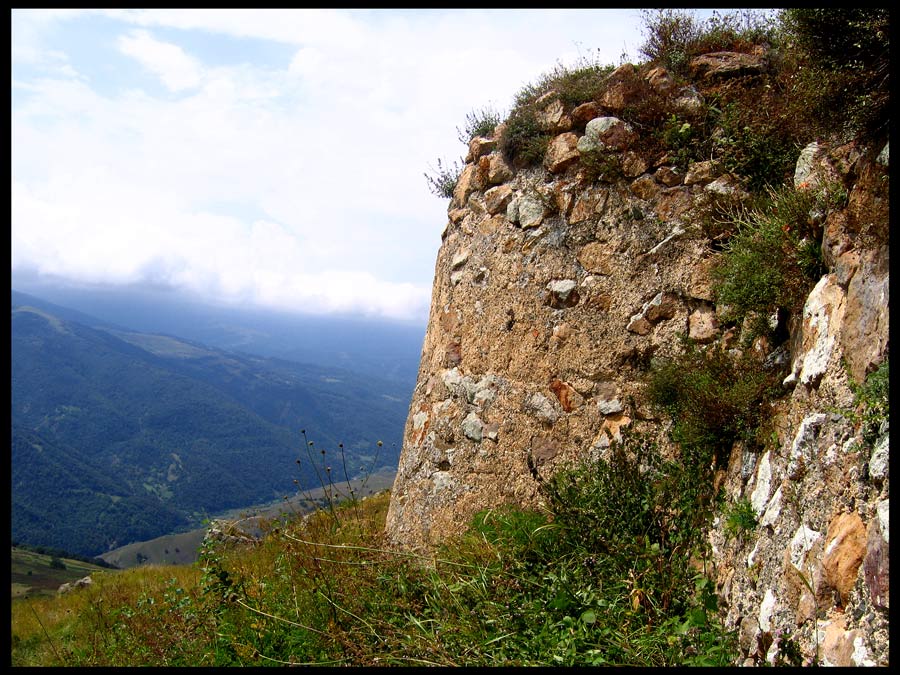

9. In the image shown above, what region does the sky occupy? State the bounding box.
[11,8,724,323]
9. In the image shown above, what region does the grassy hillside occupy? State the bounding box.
[11,547,112,599]
[11,301,408,557]
[10,449,738,667]
[99,467,397,569]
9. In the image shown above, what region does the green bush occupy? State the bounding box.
[638,9,776,77]
[512,58,613,111]
[424,157,463,199]
[779,9,889,139]
[658,112,715,172]
[550,63,613,108]
[714,102,799,193]
[691,10,778,55]
[849,357,889,445]
[499,106,551,168]
[711,185,825,340]
[457,106,502,145]
[723,498,757,539]
[578,149,623,184]
[533,433,738,665]
[638,9,703,76]
[646,339,782,463]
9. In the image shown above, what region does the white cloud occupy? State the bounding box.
[11,8,663,321]
[117,30,203,92]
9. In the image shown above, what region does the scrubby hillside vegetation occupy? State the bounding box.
[11,297,405,557]
[12,9,889,667]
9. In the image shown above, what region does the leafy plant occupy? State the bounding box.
[714,102,799,193]
[638,8,703,77]
[847,357,889,445]
[457,106,502,144]
[639,9,777,78]
[13,428,742,667]
[779,8,889,139]
[499,106,551,168]
[512,57,612,111]
[723,498,757,539]
[711,185,824,342]
[424,157,463,199]
[578,148,623,184]
[646,338,782,463]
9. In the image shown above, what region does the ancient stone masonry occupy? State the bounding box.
[386,59,889,665]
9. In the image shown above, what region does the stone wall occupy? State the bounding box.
[385,61,889,665]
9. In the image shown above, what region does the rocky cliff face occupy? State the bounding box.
[385,59,889,666]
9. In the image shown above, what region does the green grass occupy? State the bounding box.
[12,453,740,667]
[711,184,830,343]
[11,548,112,599]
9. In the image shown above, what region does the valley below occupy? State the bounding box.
[11,288,421,562]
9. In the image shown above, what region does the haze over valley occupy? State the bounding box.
[11,286,424,558]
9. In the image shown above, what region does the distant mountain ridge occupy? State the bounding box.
[10,284,426,385]
[11,292,412,557]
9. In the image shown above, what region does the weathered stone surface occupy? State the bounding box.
[794,141,822,189]
[467,136,496,163]
[821,512,867,607]
[626,314,651,335]
[655,165,683,187]
[841,249,889,382]
[863,500,889,609]
[576,242,614,275]
[687,255,717,301]
[569,189,608,224]
[577,116,635,154]
[786,413,829,479]
[553,185,575,219]
[594,413,631,447]
[630,174,660,201]
[621,151,649,178]
[705,174,747,198]
[461,412,484,442]
[597,394,623,415]
[544,132,580,173]
[531,435,562,466]
[785,275,846,387]
[483,153,514,185]
[645,65,676,94]
[689,50,767,80]
[451,163,482,208]
[750,452,773,515]
[483,184,513,215]
[525,392,561,425]
[688,306,718,343]
[684,160,723,185]
[599,63,643,110]
[549,379,582,412]
[448,207,468,224]
[672,85,705,114]
[537,98,572,133]
[546,279,580,308]
[571,101,600,128]
[868,432,889,482]
[655,188,695,223]
[820,616,877,666]
[483,422,500,442]
[450,248,469,269]
[758,588,777,632]
[385,85,889,666]
[517,196,545,229]
[643,291,679,322]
